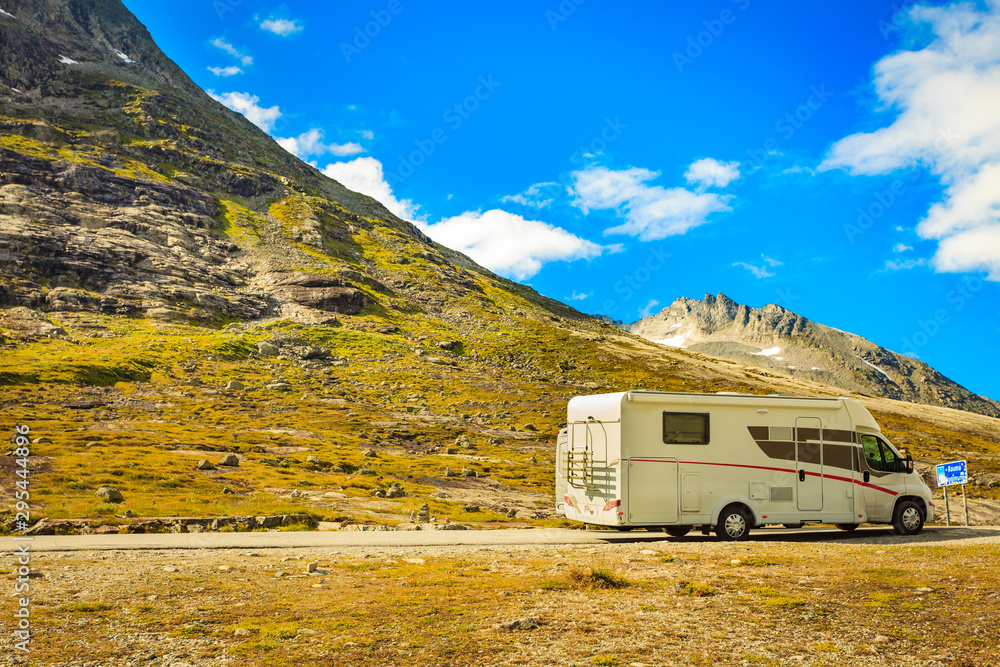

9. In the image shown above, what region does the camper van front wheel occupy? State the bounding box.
[715,505,751,541]
[892,501,924,536]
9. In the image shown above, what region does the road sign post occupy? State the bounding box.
[936,460,968,527]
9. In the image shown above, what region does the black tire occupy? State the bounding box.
[715,505,752,541]
[783,523,803,529]
[835,523,859,531]
[613,527,634,532]
[892,500,924,536]
[663,525,691,538]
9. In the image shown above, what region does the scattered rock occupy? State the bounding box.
[436,340,460,351]
[256,341,279,357]
[445,447,458,454]
[84,441,102,448]
[266,381,291,391]
[416,504,431,523]
[463,505,480,513]
[222,486,235,495]
[196,459,215,470]
[33,436,52,444]
[218,453,240,466]
[498,616,540,631]
[307,561,318,573]
[95,486,124,503]
[233,628,250,637]
[357,468,376,476]
[163,566,179,573]
[306,454,321,465]
[523,423,538,432]
[290,489,301,498]
[218,565,232,572]
[361,448,377,457]
[385,485,406,499]
[179,376,202,387]
[225,379,245,391]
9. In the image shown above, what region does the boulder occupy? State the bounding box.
[196,459,215,470]
[225,379,245,391]
[95,486,124,503]
[218,453,240,466]
[256,341,279,357]
[305,454,321,465]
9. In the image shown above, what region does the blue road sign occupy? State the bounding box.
[936,460,967,487]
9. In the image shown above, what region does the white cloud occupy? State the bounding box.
[208,65,242,77]
[276,129,364,159]
[208,91,280,132]
[211,38,252,66]
[883,258,927,271]
[322,157,610,279]
[820,2,1000,280]
[639,299,661,318]
[418,210,606,280]
[894,243,913,253]
[570,164,733,241]
[501,182,560,208]
[260,18,302,36]
[322,157,420,221]
[733,256,781,279]
[733,262,775,279]
[684,158,741,189]
[568,291,592,301]
[360,130,374,140]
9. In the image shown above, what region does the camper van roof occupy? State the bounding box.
[627,390,838,401]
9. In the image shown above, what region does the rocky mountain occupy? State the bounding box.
[1,1,999,529]
[627,293,1000,418]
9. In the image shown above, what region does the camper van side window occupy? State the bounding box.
[662,412,710,445]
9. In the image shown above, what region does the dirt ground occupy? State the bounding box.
[2,527,999,666]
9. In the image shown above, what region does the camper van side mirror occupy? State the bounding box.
[900,454,914,474]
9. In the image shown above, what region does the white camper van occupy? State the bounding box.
[555,391,934,540]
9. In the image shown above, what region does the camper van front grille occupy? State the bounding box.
[770,486,793,501]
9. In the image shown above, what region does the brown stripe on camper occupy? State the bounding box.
[747,426,858,474]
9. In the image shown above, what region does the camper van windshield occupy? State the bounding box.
[663,412,710,444]
[862,435,900,472]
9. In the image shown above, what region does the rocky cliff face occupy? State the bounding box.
[0,0,576,327]
[627,293,1000,418]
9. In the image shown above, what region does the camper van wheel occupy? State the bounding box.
[715,505,751,541]
[835,523,859,531]
[663,526,691,538]
[892,501,924,536]
[613,527,634,532]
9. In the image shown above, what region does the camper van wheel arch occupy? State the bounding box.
[715,504,752,541]
[892,499,925,536]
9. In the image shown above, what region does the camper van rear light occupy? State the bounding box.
[563,495,576,508]
[603,499,621,511]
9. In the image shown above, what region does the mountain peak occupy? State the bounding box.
[627,293,1000,418]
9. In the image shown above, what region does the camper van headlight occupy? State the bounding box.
[602,499,621,511]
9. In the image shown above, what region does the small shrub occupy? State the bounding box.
[567,566,630,590]
[675,581,714,597]
[58,602,114,613]
[592,656,619,666]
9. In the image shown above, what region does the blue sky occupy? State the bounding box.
[125,0,1000,401]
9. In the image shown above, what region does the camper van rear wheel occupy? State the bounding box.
[892,501,924,536]
[663,526,691,538]
[715,505,751,541]
[835,523,859,531]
